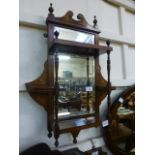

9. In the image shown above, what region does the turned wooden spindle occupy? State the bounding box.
[106,40,112,122]
[54,51,60,147]
[54,122,59,147]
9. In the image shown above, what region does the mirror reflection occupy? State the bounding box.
[54,26,95,44]
[58,54,95,119]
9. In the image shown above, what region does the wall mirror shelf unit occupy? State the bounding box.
[26,3,113,147]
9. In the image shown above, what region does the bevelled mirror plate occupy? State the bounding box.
[58,54,95,120]
[54,26,95,44]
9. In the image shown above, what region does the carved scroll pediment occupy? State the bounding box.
[57,11,88,27]
[47,3,100,33]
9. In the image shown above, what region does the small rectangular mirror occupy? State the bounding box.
[58,54,95,120]
[54,26,95,44]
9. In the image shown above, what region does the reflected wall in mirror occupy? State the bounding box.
[58,54,95,120]
[54,27,95,44]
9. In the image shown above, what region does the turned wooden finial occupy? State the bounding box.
[106,40,110,47]
[48,132,52,138]
[48,3,54,14]
[73,136,77,144]
[93,16,98,28]
[54,31,60,39]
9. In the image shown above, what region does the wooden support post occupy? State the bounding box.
[106,40,112,122]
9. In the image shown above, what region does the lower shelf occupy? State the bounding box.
[58,117,100,133]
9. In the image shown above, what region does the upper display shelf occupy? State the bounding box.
[49,38,112,55]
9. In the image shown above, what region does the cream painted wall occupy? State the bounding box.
[19,0,135,153]
[19,26,47,91]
